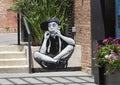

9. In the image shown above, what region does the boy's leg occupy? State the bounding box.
[53,45,74,60]
[34,51,57,64]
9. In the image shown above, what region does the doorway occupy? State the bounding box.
[101,0,115,38]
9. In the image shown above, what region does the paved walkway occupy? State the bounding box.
[0,33,17,45]
[0,71,97,85]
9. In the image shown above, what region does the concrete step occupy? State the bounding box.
[0,58,27,66]
[0,45,29,73]
[0,51,26,59]
[0,65,29,73]
[0,45,24,52]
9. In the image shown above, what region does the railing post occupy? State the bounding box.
[28,34,32,73]
[17,13,20,45]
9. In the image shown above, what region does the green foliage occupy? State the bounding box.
[93,37,120,75]
[9,0,73,45]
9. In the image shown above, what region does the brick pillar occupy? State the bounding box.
[74,0,92,73]
[0,0,17,33]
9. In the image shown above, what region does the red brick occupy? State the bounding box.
[74,0,92,73]
[0,0,17,33]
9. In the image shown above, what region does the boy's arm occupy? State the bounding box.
[56,30,75,46]
[40,31,50,54]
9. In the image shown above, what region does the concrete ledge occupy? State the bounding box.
[32,67,81,73]
[68,45,81,67]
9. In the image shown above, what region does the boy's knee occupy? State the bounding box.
[33,51,39,59]
[67,45,74,51]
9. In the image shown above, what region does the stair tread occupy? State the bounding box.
[0,45,23,47]
[0,45,24,52]
[0,58,26,61]
[0,51,24,53]
[0,65,28,68]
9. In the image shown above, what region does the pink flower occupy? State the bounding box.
[108,54,119,60]
[102,38,109,44]
[108,54,113,59]
[97,44,101,49]
[116,43,120,46]
[93,50,96,54]
[113,54,119,59]
[108,37,112,41]
[113,38,120,46]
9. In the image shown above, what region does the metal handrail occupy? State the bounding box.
[17,14,32,73]
[23,17,30,35]
[23,17,32,73]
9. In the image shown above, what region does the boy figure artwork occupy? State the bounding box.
[34,17,75,69]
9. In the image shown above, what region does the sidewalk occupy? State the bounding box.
[0,33,17,45]
[0,71,97,85]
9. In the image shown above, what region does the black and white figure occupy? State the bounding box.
[34,17,75,69]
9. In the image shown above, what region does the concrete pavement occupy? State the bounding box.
[0,33,17,45]
[0,71,97,85]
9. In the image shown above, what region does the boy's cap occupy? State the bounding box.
[47,17,61,25]
[40,17,60,30]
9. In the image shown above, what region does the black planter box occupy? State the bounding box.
[94,66,120,85]
[94,66,105,85]
[105,71,120,85]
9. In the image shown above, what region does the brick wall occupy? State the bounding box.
[74,0,92,73]
[0,0,17,33]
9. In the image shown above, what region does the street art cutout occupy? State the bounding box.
[34,17,75,69]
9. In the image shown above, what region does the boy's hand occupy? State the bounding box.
[56,30,61,37]
[44,31,50,39]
